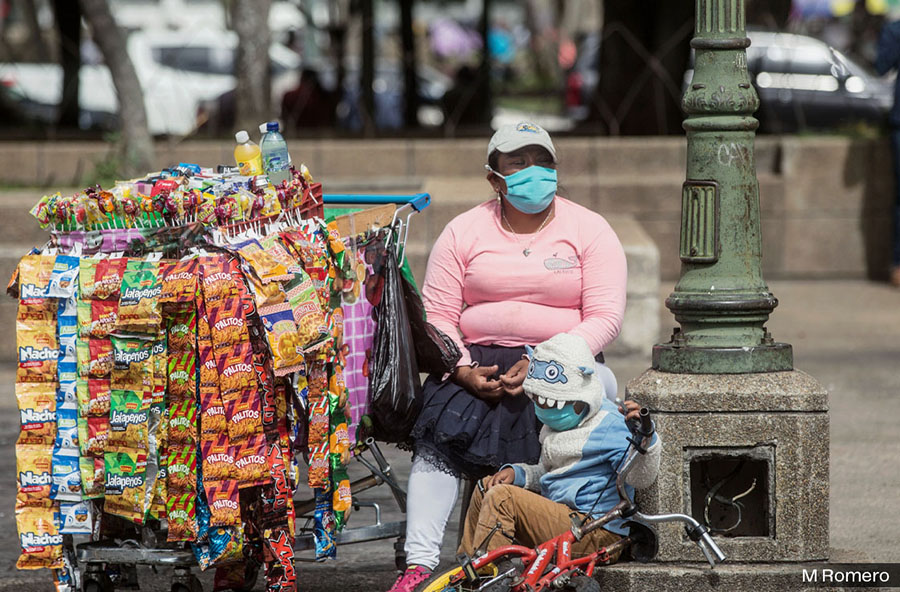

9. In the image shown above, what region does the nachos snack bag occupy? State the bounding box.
[46,256,80,299]
[17,299,57,327]
[17,254,55,303]
[17,324,59,384]
[109,389,150,449]
[118,260,162,332]
[93,258,127,301]
[167,492,197,542]
[15,500,64,569]
[17,442,54,501]
[103,448,148,524]
[201,434,235,481]
[79,456,104,499]
[78,259,100,300]
[17,383,57,444]
[160,258,199,310]
[204,481,240,527]
[167,445,197,493]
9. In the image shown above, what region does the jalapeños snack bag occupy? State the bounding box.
[103,448,148,524]
[118,260,162,332]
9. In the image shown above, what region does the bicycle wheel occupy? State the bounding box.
[414,563,500,592]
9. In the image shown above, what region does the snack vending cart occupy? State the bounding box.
[10,163,430,592]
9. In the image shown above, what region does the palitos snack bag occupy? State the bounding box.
[160,258,199,311]
[15,500,64,569]
[200,257,242,304]
[166,492,197,542]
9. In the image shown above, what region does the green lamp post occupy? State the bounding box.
[653,0,793,374]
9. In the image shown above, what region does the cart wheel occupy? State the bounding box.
[171,574,203,592]
[394,536,407,572]
[82,574,113,592]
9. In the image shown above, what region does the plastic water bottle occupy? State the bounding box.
[260,121,292,185]
[233,130,263,176]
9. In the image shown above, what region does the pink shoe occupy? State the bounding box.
[387,565,432,592]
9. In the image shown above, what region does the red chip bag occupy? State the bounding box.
[204,480,240,527]
[215,342,255,396]
[234,433,269,488]
[201,434,235,481]
[223,388,263,443]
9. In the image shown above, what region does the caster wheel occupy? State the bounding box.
[171,574,203,592]
[82,574,113,592]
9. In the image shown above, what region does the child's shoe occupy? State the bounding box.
[386,565,432,592]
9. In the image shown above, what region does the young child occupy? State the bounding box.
[458,332,661,561]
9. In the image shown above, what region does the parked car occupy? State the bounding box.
[0,29,301,136]
[565,30,893,132]
[196,59,452,134]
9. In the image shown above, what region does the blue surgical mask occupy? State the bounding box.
[490,165,558,214]
[534,401,587,431]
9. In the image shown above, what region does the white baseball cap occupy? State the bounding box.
[487,121,558,163]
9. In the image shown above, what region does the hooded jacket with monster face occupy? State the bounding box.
[505,333,661,535]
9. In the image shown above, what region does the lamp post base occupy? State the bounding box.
[652,342,793,374]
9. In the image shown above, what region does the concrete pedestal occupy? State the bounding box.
[625,369,829,564]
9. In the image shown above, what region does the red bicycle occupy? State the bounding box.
[415,408,726,592]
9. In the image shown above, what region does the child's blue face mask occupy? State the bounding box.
[489,165,558,214]
[534,401,587,431]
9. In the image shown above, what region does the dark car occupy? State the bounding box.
[566,30,893,132]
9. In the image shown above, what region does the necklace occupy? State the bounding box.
[500,202,554,257]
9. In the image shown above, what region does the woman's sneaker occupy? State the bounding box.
[387,565,432,592]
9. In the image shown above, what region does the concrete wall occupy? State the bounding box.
[0,135,892,281]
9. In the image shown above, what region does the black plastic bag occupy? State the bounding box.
[368,241,423,444]
[400,273,461,376]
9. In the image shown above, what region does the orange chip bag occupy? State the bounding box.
[16,384,57,444]
[215,342,255,396]
[233,433,269,487]
[209,298,249,348]
[15,500,64,570]
[203,480,240,527]
[16,443,54,501]
[201,434,235,481]
[17,254,55,304]
[17,325,59,384]
[223,388,263,443]
[199,387,227,434]
[234,238,292,284]
[198,342,219,389]
[160,258,199,308]
[200,257,241,304]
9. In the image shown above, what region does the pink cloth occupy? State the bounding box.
[421,197,627,367]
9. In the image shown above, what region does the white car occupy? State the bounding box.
[0,29,301,136]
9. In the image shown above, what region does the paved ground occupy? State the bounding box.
[1,279,898,591]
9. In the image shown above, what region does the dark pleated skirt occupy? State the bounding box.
[410,344,542,479]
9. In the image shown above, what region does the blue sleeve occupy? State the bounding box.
[876,23,900,76]
[501,464,527,487]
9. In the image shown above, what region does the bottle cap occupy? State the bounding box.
[266,121,280,132]
[259,123,268,135]
[235,130,250,143]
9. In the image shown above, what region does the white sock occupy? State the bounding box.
[403,455,460,571]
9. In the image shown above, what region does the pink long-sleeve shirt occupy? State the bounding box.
[422,197,627,367]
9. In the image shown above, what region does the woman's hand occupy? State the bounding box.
[485,467,516,491]
[498,358,529,396]
[452,365,504,402]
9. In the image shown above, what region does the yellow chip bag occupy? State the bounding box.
[15,500,63,570]
[16,442,53,501]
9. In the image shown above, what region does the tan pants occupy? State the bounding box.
[457,482,623,562]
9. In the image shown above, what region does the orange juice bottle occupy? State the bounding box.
[234,130,263,176]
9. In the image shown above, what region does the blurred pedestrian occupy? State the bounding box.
[875,17,900,287]
[281,68,337,131]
